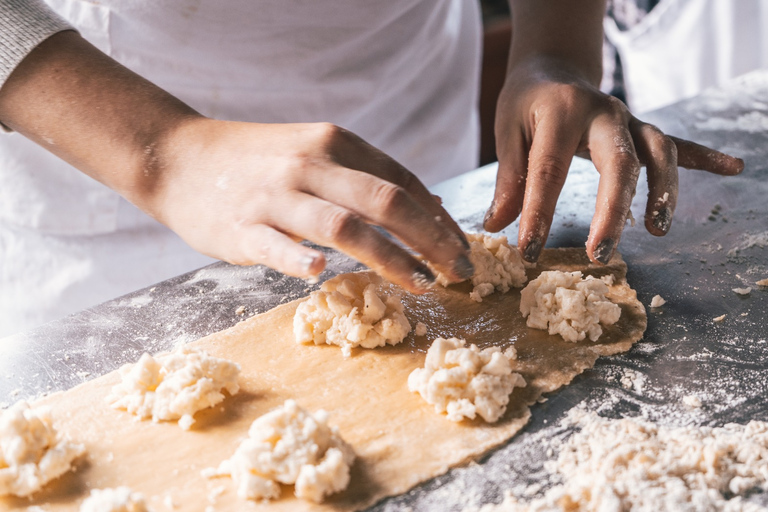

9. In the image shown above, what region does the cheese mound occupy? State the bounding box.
[80,487,150,512]
[480,410,768,511]
[408,338,526,423]
[108,346,240,430]
[433,233,527,302]
[520,271,621,342]
[210,399,354,503]
[0,401,85,497]
[294,273,411,357]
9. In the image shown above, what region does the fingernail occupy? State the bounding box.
[483,200,497,226]
[593,238,615,265]
[412,264,437,290]
[653,207,672,232]
[453,254,475,281]
[300,253,320,274]
[522,239,542,263]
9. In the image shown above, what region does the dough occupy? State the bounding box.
[650,295,666,308]
[208,399,354,503]
[408,338,526,423]
[2,249,645,512]
[107,346,240,430]
[520,271,621,342]
[79,487,149,512]
[294,273,411,357]
[0,401,84,498]
[480,409,768,511]
[432,233,527,302]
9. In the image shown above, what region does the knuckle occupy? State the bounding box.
[322,207,360,243]
[370,181,409,215]
[313,122,344,147]
[531,156,569,191]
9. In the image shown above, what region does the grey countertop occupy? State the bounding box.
[2,71,767,510]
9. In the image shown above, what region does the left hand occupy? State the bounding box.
[484,56,744,265]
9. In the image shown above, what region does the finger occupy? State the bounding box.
[231,224,327,278]
[328,127,469,245]
[484,128,528,233]
[268,192,440,293]
[517,117,581,263]
[669,136,744,175]
[586,116,642,265]
[630,119,678,236]
[303,165,474,283]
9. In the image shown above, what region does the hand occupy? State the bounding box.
[152,119,474,292]
[484,56,744,264]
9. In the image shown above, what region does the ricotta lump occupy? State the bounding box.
[408,337,526,423]
[79,487,150,512]
[0,401,85,498]
[520,271,621,342]
[294,272,411,357]
[107,346,240,430]
[209,399,354,503]
[432,233,527,302]
[479,410,768,511]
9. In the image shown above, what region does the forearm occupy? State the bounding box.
[0,30,202,217]
[507,0,606,86]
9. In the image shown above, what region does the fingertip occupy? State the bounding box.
[300,250,326,277]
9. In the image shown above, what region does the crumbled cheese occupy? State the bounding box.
[714,314,727,323]
[208,400,354,503]
[408,338,526,423]
[414,322,428,337]
[107,346,240,430]
[80,487,150,512]
[294,273,411,357]
[733,287,752,295]
[519,271,621,343]
[479,410,768,511]
[683,395,702,408]
[650,295,666,308]
[432,233,527,303]
[0,401,85,497]
[600,274,615,286]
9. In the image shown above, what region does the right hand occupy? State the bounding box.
[150,118,474,293]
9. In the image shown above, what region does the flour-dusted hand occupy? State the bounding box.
[154,119,473,292]
[484,1,744,266]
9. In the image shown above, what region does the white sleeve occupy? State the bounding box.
[0,0,73,88]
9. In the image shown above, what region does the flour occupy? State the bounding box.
[431,233,527,303]
[79,487,150,512]
[408,338,526,423]
[107,346,240,430]
[294,273,411,357]
[695,111,768,133]
[206,399,354,503]
[474,407,768,512]
[0,401,85,498]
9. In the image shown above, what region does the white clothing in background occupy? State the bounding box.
[605,0,768,114]
[0,0,482,337]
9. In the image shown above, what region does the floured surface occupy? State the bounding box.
[1,249,645,512]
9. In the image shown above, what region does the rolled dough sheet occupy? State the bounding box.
[2,249,646,512]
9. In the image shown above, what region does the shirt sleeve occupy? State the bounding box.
[0,0,73,89]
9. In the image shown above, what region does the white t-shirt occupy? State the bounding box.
[0,0,482,337]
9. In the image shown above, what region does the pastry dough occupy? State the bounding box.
[1,249,646,512]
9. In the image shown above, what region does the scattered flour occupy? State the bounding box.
[619,369,646,395]
[0,401,85,497]
[408,338,526,423]
[475,408,768,511]
[294,273,411,357]
[206,400,354,503]
[695,111,768,133]
[432,233,527,303]
[683,395,703,408]
[107,346,240,430]
[520,271,621,342]
[80,487,150,512]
